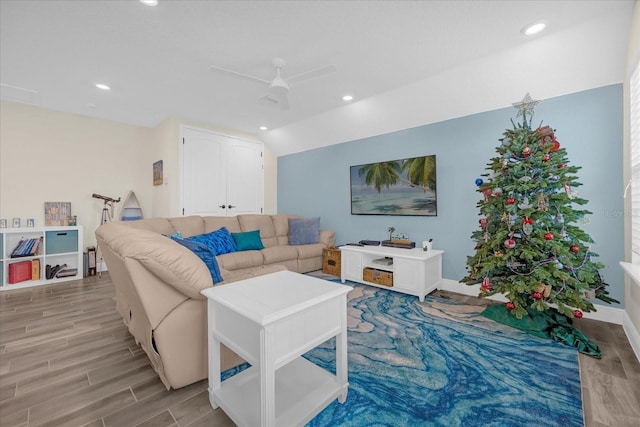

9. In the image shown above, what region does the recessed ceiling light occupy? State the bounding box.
[139,0,158,6]
[95,83,111,91]
[521,21,546,36]
[342,95,354,102]
[259,126,268,131]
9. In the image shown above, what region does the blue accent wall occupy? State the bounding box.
[278,85,624,307]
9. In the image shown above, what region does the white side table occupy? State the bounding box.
[201,270,352,427]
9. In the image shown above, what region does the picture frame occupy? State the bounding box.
[350,154,437,216]
[27,218,35,227]
[0,219,6,228]
[44,202,72,226]
[153,160,163,186]
[12,218,21,228]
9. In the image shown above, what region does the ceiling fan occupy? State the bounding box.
[209,58,336,110]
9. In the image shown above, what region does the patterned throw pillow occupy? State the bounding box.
[186,227,237,255]
[231,230,264,251]
[170,236,223,284]
[288,217,320,245]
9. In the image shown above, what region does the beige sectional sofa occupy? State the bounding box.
[95,214,335,389]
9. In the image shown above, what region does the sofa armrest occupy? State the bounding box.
[319,229,335,247]
[97,223,212,300]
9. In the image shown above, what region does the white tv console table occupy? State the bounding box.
[340,245,443,301]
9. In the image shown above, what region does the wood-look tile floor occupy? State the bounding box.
[0,274,638,427]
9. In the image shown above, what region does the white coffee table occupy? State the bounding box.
[201,270,352,427]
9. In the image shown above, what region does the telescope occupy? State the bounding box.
[92,193,121,203]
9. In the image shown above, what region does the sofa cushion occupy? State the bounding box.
[168,216,205,238]
[217,250,264,270]
[171,236,223,284]
[288,217,320,245]
[238,215,277,248]
[187,227,236,255]
[261,245,299,265]
[204,216,242,233]
[231,230,264,251]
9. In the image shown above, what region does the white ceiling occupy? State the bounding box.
[0,0,634,156]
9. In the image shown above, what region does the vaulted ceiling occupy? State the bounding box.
[0,1,634,156]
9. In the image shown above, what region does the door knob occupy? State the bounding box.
[228,205,236,209]
[219,205,226,209]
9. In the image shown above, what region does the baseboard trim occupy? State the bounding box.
[623,312,640,363]
[438,278,624,324]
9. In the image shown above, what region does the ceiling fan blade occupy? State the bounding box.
[209,64,271,85]
[287,64,337,85]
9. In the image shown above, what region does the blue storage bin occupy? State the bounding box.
[46,230,78,254]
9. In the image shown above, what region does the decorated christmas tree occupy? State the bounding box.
[462,94,617,328]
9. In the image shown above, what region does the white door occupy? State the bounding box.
[227,141,264,215]
[181,127,264,217]
[182,128,227,216]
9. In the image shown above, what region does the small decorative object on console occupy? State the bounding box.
[359,240,381,246]
[381,239,416,249]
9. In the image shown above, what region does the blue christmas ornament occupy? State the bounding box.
[475,178,483,186]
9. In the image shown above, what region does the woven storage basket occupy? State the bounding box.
[322,247,341,276]
[363,267,393,287]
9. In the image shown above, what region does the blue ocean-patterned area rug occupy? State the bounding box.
[303,275,583,427]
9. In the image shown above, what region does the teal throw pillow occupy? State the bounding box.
[288,217,320,245]
[186,227,236,255]
[232,230,264,251]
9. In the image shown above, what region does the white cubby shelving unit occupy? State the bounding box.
[0,226,83,290]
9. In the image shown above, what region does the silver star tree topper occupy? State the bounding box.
[512,92,540,128]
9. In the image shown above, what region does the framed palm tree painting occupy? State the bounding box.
[350,155,437,216]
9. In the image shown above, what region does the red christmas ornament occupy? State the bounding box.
[506,197,516,205]
[570,245,580,253]
[537,126,554,145]
[504,238,516,249]
[481,277,491,291]
[544,232,554,240]
[558,164,566,169]
[574,310,583,319]
[532,291,543,300]
[522,146,531,157]
[506,302,515,310]
[542,154,550,162]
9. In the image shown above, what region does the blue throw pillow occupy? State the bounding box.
[186,227,236,256]
[288,217,320,245]
[171,236,223,284]
[231,230,264,251]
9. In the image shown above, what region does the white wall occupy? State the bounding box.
[623,1,640,350]
[0,101,151,249]
[0,101,278,250]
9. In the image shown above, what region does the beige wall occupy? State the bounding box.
[0,101,278,249]
[624,1,640,332]
[0,101,151,248]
